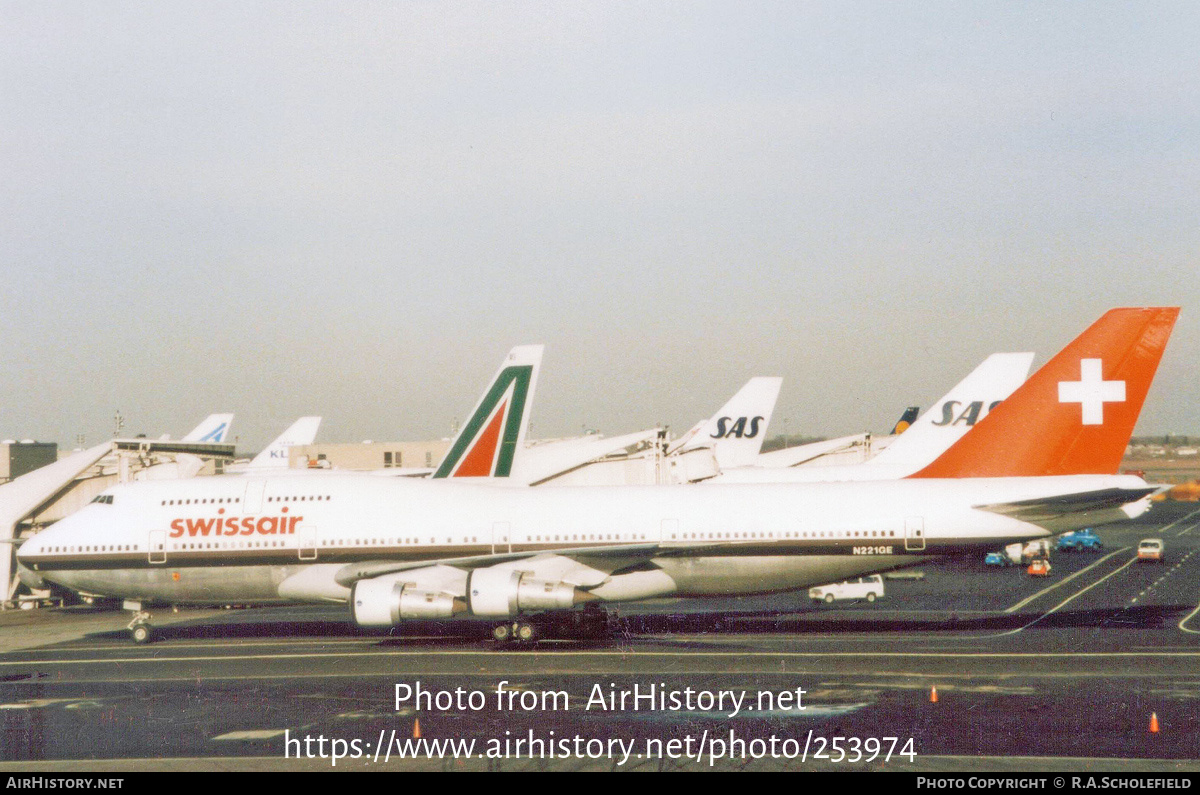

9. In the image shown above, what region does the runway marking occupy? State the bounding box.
[10,665,1200,687]
[22,637,414,653]
[1176,517,1200,537]
[8,648,1200,668]
[1147,508,1200,536]
[1003,554,1139,634]
[211,729,288,741]
[1003,547,1129,613]
[1176,599,1200,635]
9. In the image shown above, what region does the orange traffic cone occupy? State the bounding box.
[1149,713,1159,734]
[413,718,422,739]
[930,686,939,703]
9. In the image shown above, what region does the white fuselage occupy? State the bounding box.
[18,473,1148,611]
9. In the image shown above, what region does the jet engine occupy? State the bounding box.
[467,567,597,617]
[351,575,466,628]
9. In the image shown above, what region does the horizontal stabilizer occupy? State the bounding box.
[976,486,1159,523]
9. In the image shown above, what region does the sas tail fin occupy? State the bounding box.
[869,352,1034,471]
[246,417,322,470]
[182,413,234,443]
[432,345,542,478]
[671,377,783,469]
[911,307,1179,478]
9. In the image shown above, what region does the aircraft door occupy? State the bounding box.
[904,516,926,552]
[148,530,166,564]
[492,522,511,554]
[243,481,266,514]
[298,525,317,561]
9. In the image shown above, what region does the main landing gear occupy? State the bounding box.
[490,605,618,646]
[491,621,538,644]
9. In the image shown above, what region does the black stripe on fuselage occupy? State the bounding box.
[23,537,1009,571]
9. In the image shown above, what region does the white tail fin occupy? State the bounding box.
[432,345,543,479]
[245,417,322,471]
[867,352,1034,472]
[673,377,783,469]
[181,413,234,443]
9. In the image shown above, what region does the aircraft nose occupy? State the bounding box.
[16,531,45,562]
[18,514,74,562]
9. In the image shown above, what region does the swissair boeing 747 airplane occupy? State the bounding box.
[17,308,1179,644]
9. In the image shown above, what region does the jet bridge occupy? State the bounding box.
[2,438,236,604]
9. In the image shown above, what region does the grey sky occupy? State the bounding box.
[2,2,1198,451]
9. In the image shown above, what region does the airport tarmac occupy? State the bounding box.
[3,502,1200,771]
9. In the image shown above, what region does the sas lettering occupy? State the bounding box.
[710,416,764,439]
[930,400,1004,427]
[168,515,302,538]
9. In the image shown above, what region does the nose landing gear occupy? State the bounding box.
[126,609,154,644]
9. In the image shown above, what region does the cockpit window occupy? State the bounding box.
[90,495,114,505]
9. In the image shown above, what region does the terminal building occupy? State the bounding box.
[289,440,451,472]
[0,441,59,483]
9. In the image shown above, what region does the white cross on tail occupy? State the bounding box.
[1058,358,1126,425]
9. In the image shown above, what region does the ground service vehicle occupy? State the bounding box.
[1057,529,1103,552]
[810,575,885,604]
[1137,538,1165,562]
[1027,559,1052,577]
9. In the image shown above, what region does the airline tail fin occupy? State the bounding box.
[889,407,920,435]
[432,345,543,478]
[869,352,1034,470]
[246,417,322,470]
[911,308,1179,478]
[181,413,234,443]
[672,377,783,469]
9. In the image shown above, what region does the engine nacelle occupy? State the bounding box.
[351,576,465,628]
[467,568,596,617]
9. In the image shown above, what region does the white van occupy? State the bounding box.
[1137,538,1165,563]
[809,575,885,604]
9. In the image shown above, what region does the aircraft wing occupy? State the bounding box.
[974,486,1159,526]
[333,541,739,587]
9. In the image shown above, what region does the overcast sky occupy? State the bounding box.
[2,2,1198,451]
